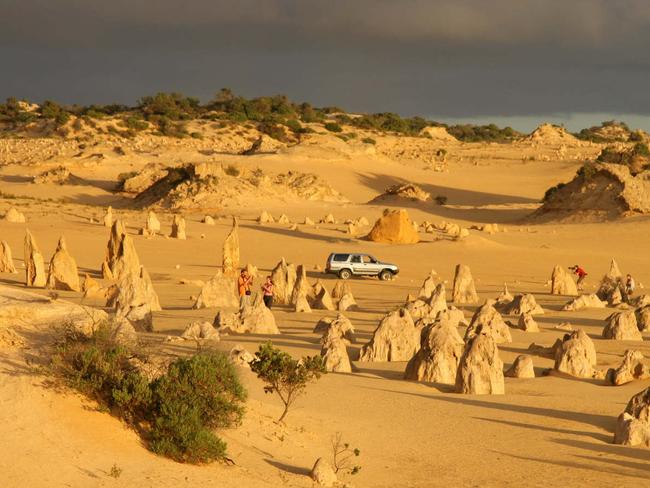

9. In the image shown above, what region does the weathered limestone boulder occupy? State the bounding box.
[303,216,315,226]
[181,321,220,342]
[331,280,353,301]
[24,230,46,287]
[238,297,280,334]
[103,206,113,227]
[229,344,255,368]
[258,211,275,224]
[637,305,650,331]
[613,387,650,448]
[503,294,544,315]
[405,299,432,321]
[554,329,598,378]
[4,207,26,223]
[321,213,335,224]
[170,214,187,240]
[452,264,478,304]
[337,292,357,312]
[404,320,464,383]
[146,210,161,234]
[517,313,540,332]
[606,350,650,386]
[437,306,467,328]
[551,265,578,295]
[366,209,419,244]
[321,335,352,373]
[597,258,623,302]
[222,217,239,275]
[603,310,642,340]
[464,300,512,344]
[216,297,280,334]
[418,270,439,299]
[455,332,505,394]
[313,286,335,311]
[271,258,296,305]
[82,273,101,293]
[290,265,312,305]
[46,236,80,291]
[313,314,356,343]
[496,283,513,306]
[0,241,17,273]
[428,283,448,318]
[110,319,138,347]
[277,213,290,224]
[102,220,141,280]
[202,215,215,225]
[193,271,238,309]
[294,294,312,313]
[359,308,419,362]
[111,266,162,331]
[562,294,606,311]
[310,458,337,487]
[505,355,535,379]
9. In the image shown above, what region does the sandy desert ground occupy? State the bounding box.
[1,121,649,488]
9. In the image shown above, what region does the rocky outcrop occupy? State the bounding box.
[103,206,113,227]
[505,355,535,378]
[24,230,46,287]
[613,387,650,448]
[258,211,275,224]
[229,345,255,368]
[110,266,162,331]
[637,305,650,332]
[290,265,312,305]
[496,283,513,306]
[562,294,606,311]
[313,314,356,343]
[181,321,220,342]
[46,236,80,291]
[271,258,296,305]
[502,294,544,315]
[551,265,578,295]
[170,214,187,240]
[553,329,598,378]
[535,163,650,221]
[294,294,312,313]
[606,350,650,386]
[310,458,338,487]
[603,311,642,341]
[193,271,239,309]
[320,335,352,373]
[358,309,419,362]
[455,332,505,394]
[215,296,280,334]
[464,300,512,344]
[417,270,439,300]
[222,217,239,275]
[331,280,353,302]
[452,264,478,304]
[404,319,464,383]
[146,210,161,234]
[597,258,624,303]
[366,209,419,244]
[0,241,17,273]
[517,313,540,332]
[4,207,26,223]
[312,286,335,311]
[369,183,431,203]
[337,292,357,312]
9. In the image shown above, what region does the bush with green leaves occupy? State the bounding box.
[250,342,325,422]
[361,137,376,145]
[40,100,70,127]
[542,182,566,202]
[50,322,246,464]
[331,432,361,476]
[324,122,343,133]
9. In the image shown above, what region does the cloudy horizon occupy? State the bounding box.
[2,0,650,131]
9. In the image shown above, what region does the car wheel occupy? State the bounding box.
[379,269,393,281]
[339,269,352,280]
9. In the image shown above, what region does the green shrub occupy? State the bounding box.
[149,353,246,463]
[434,195,448,205]
[361,137,376,145]
[258,120,288,141]
[224,164,240,177]
[284,118,302,133]
[324,122,343,133]
[190,131,203,139]
[250,342,325,422]
[543,182,566,202]
[40,100,70,127]
[50,323,246,464]
[123,117,148,131]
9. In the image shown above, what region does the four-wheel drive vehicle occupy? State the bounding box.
[325,253,399,280]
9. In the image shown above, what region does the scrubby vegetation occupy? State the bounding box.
[250,342,325,423]
[575,120,632,143]
[50,322,246,464]
[596,143,650,175]
[331,432,361,476]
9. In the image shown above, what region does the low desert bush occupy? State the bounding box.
[434,195,448,205]
[324,122,343,133]
[250,342,325,422]
[331,432,361,476]
[50,322,246,464]
[542,182,566,202]
[361,137,376,145]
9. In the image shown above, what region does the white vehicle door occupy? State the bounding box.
[350,255,367,274]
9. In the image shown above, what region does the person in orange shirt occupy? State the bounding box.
[238,269,253,310]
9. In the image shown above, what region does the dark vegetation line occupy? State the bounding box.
[2,88,637,143]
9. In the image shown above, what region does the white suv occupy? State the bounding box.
[325,253,399,280]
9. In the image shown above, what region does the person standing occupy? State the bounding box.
[238,269,252,310]
[262,276,274,309]
[571,265,588,291]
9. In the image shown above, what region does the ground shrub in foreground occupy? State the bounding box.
[51,323,246,464]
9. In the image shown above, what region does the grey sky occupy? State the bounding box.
[2,1,650,130]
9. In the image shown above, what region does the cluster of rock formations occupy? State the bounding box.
[366,209,419,244]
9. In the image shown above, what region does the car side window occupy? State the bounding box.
[351,255,361,263]
[332,254,349,262]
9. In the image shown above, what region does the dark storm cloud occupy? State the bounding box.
[1,0,650,119]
